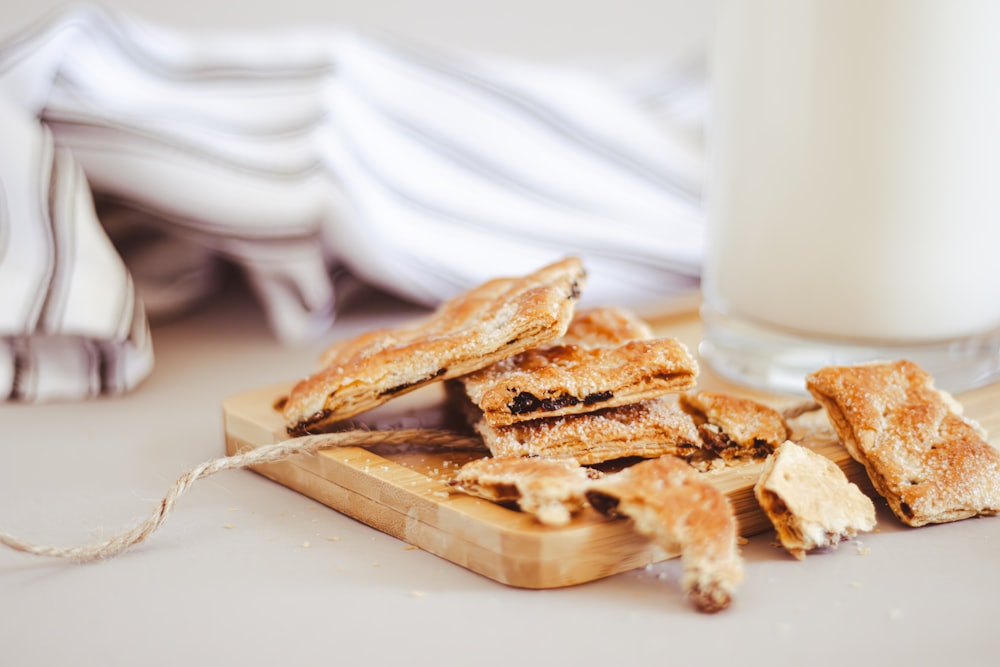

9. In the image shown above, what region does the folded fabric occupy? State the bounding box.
[0,5,707,402]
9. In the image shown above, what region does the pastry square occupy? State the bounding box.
[468,397,704,466]
[283,257,586,435]
[806,360,1000,527]
[448,455,597,526]
[456,307,698,427]
[586,455,744,613]
[754,440,876,559]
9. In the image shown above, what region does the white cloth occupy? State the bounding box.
[0,5,707,402]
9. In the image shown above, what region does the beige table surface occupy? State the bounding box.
[3,2,999,666]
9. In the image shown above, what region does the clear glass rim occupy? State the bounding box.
[700,305,1000,396]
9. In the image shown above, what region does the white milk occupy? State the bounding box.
[705,0,1000,343]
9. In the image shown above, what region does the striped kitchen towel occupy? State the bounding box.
[0,5,707,402]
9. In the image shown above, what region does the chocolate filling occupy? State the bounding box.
[585,490,621,518]
[569,280,582,300]
[698,424,731,455]
[508,391,581,414]
[583,390,614,406]
[509,392,541,414]
[287,409,332,436]
[751,438,772,458]
[507,389,614,415]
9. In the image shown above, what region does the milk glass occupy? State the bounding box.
[701,0,1000,394]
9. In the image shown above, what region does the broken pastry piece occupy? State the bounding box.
[806,359,1000,527]
[283,257,586,435]
[754,441,876,560]
[679,391,790,466]
[457,306,698,427]
[586,456,744,613]
[449,455,597,527]
[469,397,704,466]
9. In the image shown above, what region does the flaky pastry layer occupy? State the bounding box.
[283,257,585,435]
[457,307,697,427]
[806,360,1000,527]
[754,440,876,559]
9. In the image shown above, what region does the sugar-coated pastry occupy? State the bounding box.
[806,360,1000,527]
[283,257,585,435]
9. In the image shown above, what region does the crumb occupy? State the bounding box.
[410,590,427,598]
[223,524,234,530]
[302,541,311,548]
[432,491,450,499]
[326,536,341,542]
[404,545,419,551]
[856,546,871,556]
[736,536,749,545]
[850,581,863,589]
[372,562,381,568]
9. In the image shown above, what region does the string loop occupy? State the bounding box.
[0,429,483,562]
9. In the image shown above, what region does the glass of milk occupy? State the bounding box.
[701,0,1000,394]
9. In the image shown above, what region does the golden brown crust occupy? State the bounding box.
[754,441,876,559]
[678,391,790,464]
[586,456,744,613]
[557,307,654,345]
[457,307,698,427]
[448,455,597,526]
[451,387,786,470]
[471,398,704,466]
[806,360,1000,527]
[282,257,586,435]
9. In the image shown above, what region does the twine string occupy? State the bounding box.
[0,429,483,563]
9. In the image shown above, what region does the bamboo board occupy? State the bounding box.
[222,309,874,589]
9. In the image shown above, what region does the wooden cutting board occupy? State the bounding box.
[222,307,1000,589]
[223,381,859,589]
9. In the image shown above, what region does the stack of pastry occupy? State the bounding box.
[450,303,792,471]
[280,257,753,611]
[279,257,999,614]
